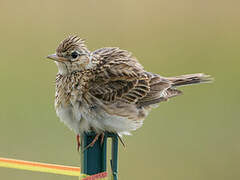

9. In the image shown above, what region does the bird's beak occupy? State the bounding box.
[46,54,58,61]
[46,54,68,62]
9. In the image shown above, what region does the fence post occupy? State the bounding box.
[81,132,119,180]
[110,134,118,180]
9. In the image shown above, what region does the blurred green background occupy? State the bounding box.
[0,0,239,179]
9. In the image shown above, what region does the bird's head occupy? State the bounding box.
[47,35,91,75]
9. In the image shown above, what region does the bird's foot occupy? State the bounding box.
[84,133,105,150]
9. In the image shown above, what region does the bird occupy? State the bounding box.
[47,35,212,150]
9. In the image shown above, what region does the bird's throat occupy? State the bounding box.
[56,61,69,75]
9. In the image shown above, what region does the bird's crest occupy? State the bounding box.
[56,35,87,56]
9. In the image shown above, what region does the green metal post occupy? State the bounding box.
[81,132,107,175]
[81,132,119,180]
[111,134,118,180]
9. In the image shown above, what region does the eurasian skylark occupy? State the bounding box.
[47,35,212,150]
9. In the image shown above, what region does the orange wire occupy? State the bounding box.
[0,157,80,172]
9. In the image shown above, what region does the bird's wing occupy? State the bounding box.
[89,47,148,104]
[89,47,174,106]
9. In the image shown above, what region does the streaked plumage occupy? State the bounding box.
[47,35,212,148]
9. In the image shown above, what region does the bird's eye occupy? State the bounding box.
[71,51,79,59]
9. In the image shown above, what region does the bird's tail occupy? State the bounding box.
[167,73,213,87]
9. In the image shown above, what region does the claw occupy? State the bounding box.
[117,134,126,148]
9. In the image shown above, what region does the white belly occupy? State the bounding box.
[78,102,144,136]
[56,100,144,136]
[55,104,90,134]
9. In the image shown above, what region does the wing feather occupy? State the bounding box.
[89,48,150,103]
[89,47,179,107]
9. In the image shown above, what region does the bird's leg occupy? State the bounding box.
[76,134,81,152]
[100,133,105,146]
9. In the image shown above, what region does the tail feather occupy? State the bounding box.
[137,73,212,108]
[167,73,213,87]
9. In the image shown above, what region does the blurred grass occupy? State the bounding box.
[0,0,240,179]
